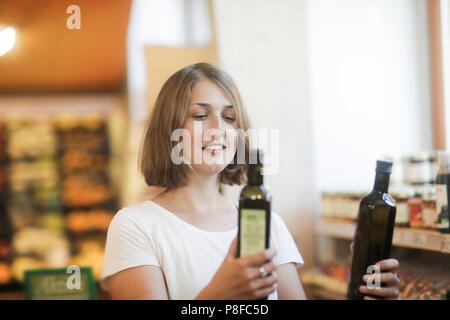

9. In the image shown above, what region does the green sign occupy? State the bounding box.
[24,266,97,300]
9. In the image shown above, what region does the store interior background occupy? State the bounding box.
[0,0,449,299]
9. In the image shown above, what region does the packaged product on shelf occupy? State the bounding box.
[0,114,118,290]
[0,166,6,191]
[392,187,414,228]
[0,200,13,287]
[429,151,438,184]
[321,192,335,219]
[0,261,12,285]
[408,197,423,229]
[57,118,110,154]
[336,193,358,221]
[0,122,6,162]
[62,172,112,207]
[6,121,57,160]
[431,281,450,300]
[10,227,70,282]
[404,152,434,185]
[422,187,438,231]
[61,150,109,174]
[335,193,347,220]
[0,239,12,286]
[66,208,114,234]
[397,257,450,300]
[346,193,362,221]
[36,212,66,233]
[70,239,105,280]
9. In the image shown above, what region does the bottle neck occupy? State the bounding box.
[248,164,263,185]
[373,171,390,193]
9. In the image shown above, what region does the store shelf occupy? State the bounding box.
[305,286,347,300]
[315,218,450,253]
[443,235,450,253]
[300,270,347,300]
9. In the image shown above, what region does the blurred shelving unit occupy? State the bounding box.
[302,217,450,300]
[315,218,450,254]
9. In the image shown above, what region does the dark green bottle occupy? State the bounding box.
[237,149,271,299]
[237,149,271,259]
[347,160,396,300]
[436,151,450,234]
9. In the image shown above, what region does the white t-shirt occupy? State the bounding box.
[100,200,304,300]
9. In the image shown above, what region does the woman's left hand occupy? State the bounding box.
[350,242,400,300]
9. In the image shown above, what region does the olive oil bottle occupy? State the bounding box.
[347,160,397,300]
[436,151,450,234]
[237,149,271,299]
[237,149,271,259]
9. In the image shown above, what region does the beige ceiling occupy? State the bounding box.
[0,0,132,93]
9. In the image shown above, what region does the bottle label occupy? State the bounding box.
[422,205,437,229]
[395,202,409,225]
[239,209,267,257]
[436,184,449,229]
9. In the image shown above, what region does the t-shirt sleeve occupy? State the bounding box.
[100,207,160,291]
[270,212,304,269]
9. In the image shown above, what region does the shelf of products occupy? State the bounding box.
[300,259,450,300]
[314,150,450,300]
[315,218,450,253]
[321,184,445,232]
[299,264,348,300]
[0,115,118,291]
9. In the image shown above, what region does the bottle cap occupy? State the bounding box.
[376,159,393,174]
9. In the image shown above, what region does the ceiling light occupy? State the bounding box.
[0,27,16,56]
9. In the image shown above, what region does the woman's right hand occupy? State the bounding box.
[196,236,278,300]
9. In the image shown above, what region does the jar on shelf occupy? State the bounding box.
[348,193,362,221]
[429,151,438,184]
[392,187,414,228]
[422,188,437,231]
[321,192,335,219]
[340,192,352,221]
[408,196,423,229]
[404,152,434,185]
[334,193,346,220]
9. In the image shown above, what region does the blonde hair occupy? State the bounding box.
[139,63,251,190]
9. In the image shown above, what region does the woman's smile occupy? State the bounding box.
[202,142,226,156]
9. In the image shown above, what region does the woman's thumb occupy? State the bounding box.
[227,236,238,259]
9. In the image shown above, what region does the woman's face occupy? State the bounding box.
[182,79,238,177]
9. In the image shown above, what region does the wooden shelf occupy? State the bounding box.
[315,218,450,254]
[300,270,347,300]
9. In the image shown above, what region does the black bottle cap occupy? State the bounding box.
[376,159,393,174]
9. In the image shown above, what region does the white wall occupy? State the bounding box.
[442,0,450,149]
[125,0,432,269]
[213,0,315,267]
[127,0,187,124]
[126,0,317,267]
[307,0,432,193]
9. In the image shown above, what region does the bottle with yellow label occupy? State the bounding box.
[237,149,271,295]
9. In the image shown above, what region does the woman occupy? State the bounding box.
[100,63,400,300]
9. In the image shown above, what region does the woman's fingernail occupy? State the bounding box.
[359,285,366,292]
[363,275,368,282]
